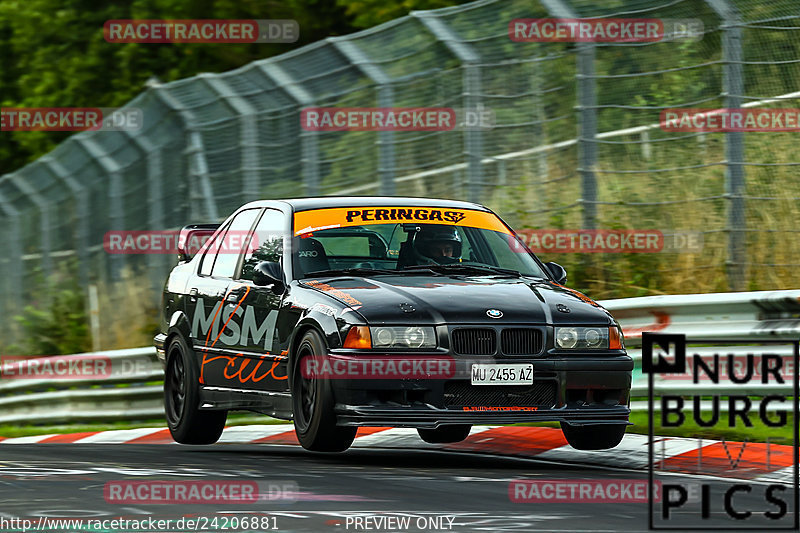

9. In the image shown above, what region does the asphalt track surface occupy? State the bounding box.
[0,442,795,533]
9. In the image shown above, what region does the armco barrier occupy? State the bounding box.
[0,290,797,423]
[604,289,800,343]
[0,347,163,424]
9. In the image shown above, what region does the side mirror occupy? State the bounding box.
[177,224,220,262]
[544,262,567,285]
[253,261,285,293]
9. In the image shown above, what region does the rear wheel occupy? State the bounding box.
[164,336,226,444]
[560,422,626,450]
[291,329,357,452]
[417,424,472,444]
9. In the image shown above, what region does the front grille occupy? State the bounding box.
[501,328,543,355]
[451,328,496,355]
[443,381,557,408]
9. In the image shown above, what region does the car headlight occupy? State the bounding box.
[370,326,436,349]
[555,326,621,349]
[556,327,579,349]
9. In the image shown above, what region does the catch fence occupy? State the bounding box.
[1,0,799,350]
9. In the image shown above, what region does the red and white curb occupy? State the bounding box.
[1,425,792,483]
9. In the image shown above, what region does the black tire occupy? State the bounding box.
[417,424,472,444]
[164,336,227,444]
[560,422,626,450]
[291,329,357,452]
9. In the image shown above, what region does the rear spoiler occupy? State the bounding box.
[177,223,221,262]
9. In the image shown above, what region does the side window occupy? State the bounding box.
[208,209,260,278]
[199,222,231,276]
[240,209,285,281]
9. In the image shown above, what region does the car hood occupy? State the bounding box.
[299,275,615,325]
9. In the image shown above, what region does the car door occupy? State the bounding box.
[224,208,289,393]
[191,208,261,388]
[189,220,232,355]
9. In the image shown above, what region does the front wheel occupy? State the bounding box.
[291,330,357,452]
[560,422,626,450]
[417,424,472,444]
[164,336,227,444]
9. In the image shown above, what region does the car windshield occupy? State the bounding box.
[292,207,547,279]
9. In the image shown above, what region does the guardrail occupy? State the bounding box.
[0,347,163,425]
[603,289,800,343]
[1,290,797,423]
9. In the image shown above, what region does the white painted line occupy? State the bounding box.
[0,434,60,444]
[352,425,500,449]
[72,427,166,444]
[217,424,293,443]
[754,465,796,484]
[536,434,702,469]
[466,425,501,437]
[350,428,439,449]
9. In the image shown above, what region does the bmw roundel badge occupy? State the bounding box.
[486,309,503,318]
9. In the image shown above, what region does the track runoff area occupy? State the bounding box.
[1,334,797,533]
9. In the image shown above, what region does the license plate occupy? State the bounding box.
[470,364,533,385]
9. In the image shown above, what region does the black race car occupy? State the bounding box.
[154,197,632,452]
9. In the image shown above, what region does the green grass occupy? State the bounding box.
[514,412,796,445]
[626,411,795,446]
[0,412,290,439]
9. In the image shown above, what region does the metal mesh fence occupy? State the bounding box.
[1,0,798,350]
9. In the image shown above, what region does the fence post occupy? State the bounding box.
[200,74,261,202]
[7,173,52,276]
[532,63,549,225]
[149,84,219,221]
[707,0,746,290]
[542,0,598,230]
[258,62,319,197]
[331,39,396,196]
[75,137,125,281]
[0,190,22,342]
[119,128,168,297]
[641,130,652,160]
[88,284,101,352]
[412,12,483,203]
[42,156,90,289]
[576,42,598,230]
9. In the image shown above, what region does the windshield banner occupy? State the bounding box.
[293,207,512,236]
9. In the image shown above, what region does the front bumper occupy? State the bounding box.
[154,333,167,367]
[329,354,633,428]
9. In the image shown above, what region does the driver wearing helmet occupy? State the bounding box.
[411,225,463,265]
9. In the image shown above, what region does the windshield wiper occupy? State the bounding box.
[402,263,521,277]
[303,267,444,278]
[303,267,398,277]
